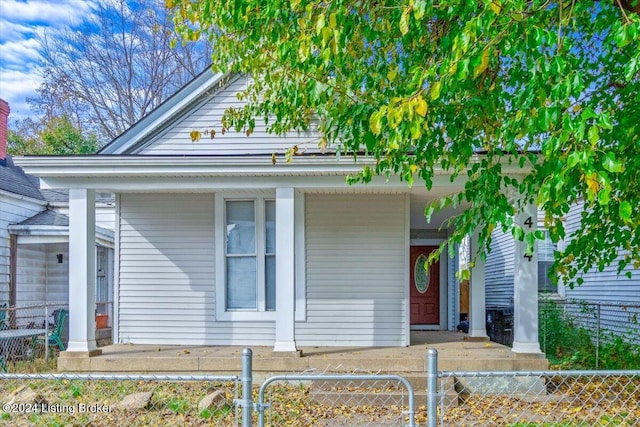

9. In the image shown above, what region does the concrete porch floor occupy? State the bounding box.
[58,331,548,374]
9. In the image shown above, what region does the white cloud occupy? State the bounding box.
[0,37,41,67]
[0,0,99,120]
[0,69,41,119]
[0,1,96,27]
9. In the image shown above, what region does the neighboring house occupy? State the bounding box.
[15,71,544,357]
[0,99,115,337]
[485,202,640,343]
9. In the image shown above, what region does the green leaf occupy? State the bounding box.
[413,0,426,19]
[598,187,610,205]
[619,201,632,222]
[513,226,525,242]
[315,13,325,35]
[587,125,599,144]
[424,204,435,223]
[602,152,623,173]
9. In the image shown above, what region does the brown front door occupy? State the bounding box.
[410,246,440,325]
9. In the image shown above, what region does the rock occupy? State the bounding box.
[198,390,227,413]
[118,391,154,410]
[6,385,48,406]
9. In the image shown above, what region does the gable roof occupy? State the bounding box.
[0,155,44,201]
[99,68,227,155]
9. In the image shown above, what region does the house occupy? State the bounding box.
[0,99,115,339]
[484,202,640,344]
[14,71,544,357]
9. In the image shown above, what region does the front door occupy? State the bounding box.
[410,246,440,325]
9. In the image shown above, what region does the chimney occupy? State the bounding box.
[0,98,9,161]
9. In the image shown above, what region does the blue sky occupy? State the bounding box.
[0,0,98,121]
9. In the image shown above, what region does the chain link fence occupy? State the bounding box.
[0,304,68,372]
[258,372,417,426]
[434,370,640,426]
[428,349,640,427]
[2,345,640,426]
[540,299,640,369]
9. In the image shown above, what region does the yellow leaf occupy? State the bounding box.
[489,1,501,15]
[415,97,427,117]
[329,12,337,29]
[165,0,175,8]
[271,153,277,165]
[430,81,442,100]
[189,130,201,142]
[474,49,490,78]
[399,8,410,35]
[369,110,383,135]
[409,164,418,174]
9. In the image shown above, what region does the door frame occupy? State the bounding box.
[409,239,448,331]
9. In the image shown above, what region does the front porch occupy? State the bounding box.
[58,331,548,374]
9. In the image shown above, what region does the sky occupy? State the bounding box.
[0,0,98,122]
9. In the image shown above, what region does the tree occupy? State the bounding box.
[31,0,212,142]
[8,115,98,155]
[170,0,640,285]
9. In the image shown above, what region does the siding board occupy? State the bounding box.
[0,193,45,302]
[296,194,407,346]
[117,193,274,345]
[139,75,322,156]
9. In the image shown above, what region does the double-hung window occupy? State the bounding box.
[217,195,276,319]
[537,230,558,293]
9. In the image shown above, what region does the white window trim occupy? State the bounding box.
[215,193,276,321]
[536,218,566,297]
[214,192,307,322]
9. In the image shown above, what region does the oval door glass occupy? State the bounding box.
[414,254,430,294]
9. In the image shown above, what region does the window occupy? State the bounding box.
[537,230,557,293]
[223,198,276,314]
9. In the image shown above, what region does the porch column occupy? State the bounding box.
[512,202,542,354]
[273,187,298,352]
[66,189,101,355]
[467,229,488,340]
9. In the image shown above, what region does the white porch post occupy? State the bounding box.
[66,188,101,355]
[512,202,543,354]
[273,187,298,352]
[468,229,488,340]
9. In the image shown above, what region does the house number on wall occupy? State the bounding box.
[523,215,533,262]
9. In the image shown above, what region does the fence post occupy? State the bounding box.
[44,306,49,360]
[596,303,601,369]
[241,348,253,427]
[427,348,438,427]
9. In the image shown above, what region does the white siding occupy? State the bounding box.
[140,75,321,156]
[485,229,515,308]
[117,193,274,345]
[563,202,640,305]
[54,204,115,231]
[15,243,68,306]
[43,243,69,304]
[0,193,45,302]
[296,194,407,346]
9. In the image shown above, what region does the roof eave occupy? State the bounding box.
[99,69,229,155]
